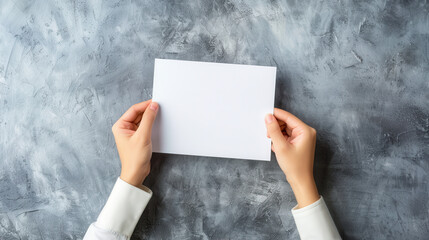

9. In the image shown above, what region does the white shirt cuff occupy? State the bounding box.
[291,196,341,240]
[95,178,152,238]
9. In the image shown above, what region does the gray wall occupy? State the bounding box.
[1,0,428,239]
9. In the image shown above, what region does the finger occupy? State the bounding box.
[133,114,143,124]
[285,124,292,136]
[135,101,159,143]
[265,113,288,151]
[120,100,152,123]
[278,120,289,136]
[273,108,307,130]
[267,130,288,139]
[267,122,286,138]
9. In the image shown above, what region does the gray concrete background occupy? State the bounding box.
[1,0,428,239]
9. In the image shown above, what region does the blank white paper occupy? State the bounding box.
[151,59,276,161]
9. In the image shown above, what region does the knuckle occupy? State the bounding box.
[304,126,316,136]
[131,104,138,112]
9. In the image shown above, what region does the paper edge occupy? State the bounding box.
[154,58,277,70]
[153,150,271,161]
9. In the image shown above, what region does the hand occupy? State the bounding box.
[265,108,319,208]
[112,100,159,187]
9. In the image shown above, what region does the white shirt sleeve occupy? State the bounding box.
[83,178,152,240]
[291,196,341,240]
[83,179,339,239]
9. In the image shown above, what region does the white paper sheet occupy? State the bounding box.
[151,59,276,161]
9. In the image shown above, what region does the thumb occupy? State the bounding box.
[265,114,289,152]
[135,101,159,144]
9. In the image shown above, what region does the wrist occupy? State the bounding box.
[286,173,313,188]
[120,172,145,187]
[289,177,320,208]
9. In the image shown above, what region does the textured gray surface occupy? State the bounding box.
[0,0,428,239]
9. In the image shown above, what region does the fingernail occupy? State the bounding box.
[265,114,273,124]
[150,102,158,111]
